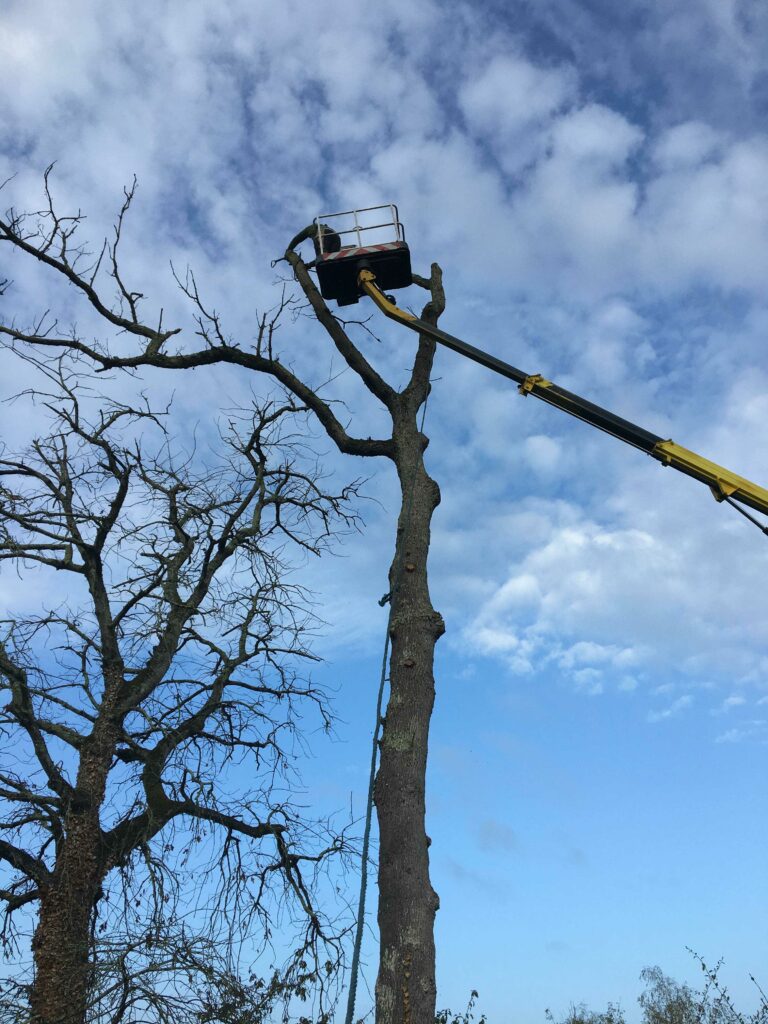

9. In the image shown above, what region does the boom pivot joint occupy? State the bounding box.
[518,374,553,395]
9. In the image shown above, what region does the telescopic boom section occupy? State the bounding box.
[357,269,768,529]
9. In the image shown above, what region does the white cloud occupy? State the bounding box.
[558,640,641,671]
[572,668,604,696]
[549,103,642,168]
[713,695,747,714]
[458,53,576,174]
[647,694,693,722]
[639,133,768,293]
[459,492,768,703]
[523,435,561,474]
[460,54,575,135]
[618,675,639,692]
[715,720,768,743]
[652,121,724,171]
[2,0,767,732]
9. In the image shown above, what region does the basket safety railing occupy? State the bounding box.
[313,204,405,254]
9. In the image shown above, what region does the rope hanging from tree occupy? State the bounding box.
[344,392,431,1024]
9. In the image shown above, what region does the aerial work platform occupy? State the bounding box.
[312,204,412,306]
[305,203,768,534]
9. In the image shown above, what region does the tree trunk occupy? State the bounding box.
[374,400,444,1024]
[30,731,114,1024]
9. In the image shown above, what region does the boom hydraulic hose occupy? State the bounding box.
[358,269,768,528]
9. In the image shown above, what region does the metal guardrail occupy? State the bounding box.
[313,204,405,253]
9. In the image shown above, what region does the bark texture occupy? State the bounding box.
[30,727,115,1024]
[374,396,445,1024]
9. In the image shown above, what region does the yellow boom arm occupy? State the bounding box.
[359,270,768,532]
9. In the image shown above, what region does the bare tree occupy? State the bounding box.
[52,921,338,1024]
[0,355,357,1024]
[0,174,447,1024]
[1,922,333,1024]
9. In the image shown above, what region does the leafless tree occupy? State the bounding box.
[1,172,447,1024]
[0,917,343,1024]
[0,353,357,1024]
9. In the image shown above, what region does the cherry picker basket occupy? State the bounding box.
[312,204,412,306]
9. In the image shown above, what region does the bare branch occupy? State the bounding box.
[0,170,180,347]
[0,642,74,800]
[284,235,397,410]
[0,838,51,889]
[405,261,446,405]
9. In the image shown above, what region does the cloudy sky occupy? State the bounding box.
[1,0,767,1020]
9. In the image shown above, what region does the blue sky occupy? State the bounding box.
[1,1,767,1021]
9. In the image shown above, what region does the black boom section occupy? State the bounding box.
[357,268,768,526]
[410,318,664,453]
[528,383,664,453]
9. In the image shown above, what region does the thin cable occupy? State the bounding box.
[344,392,431,1024]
